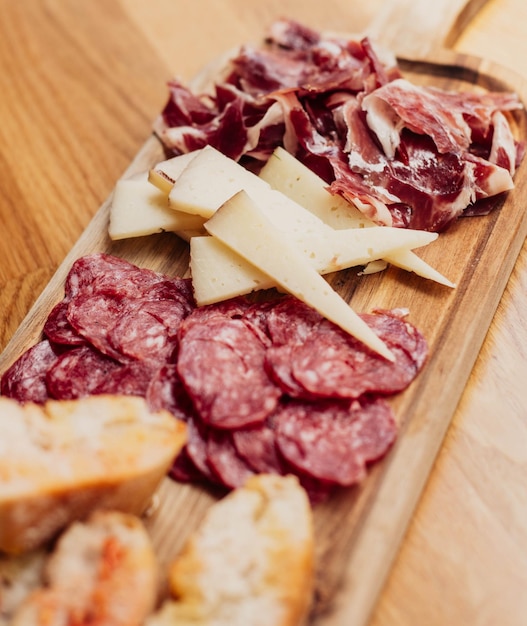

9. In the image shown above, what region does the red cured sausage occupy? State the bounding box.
[45,345,122,400]
[266,309,428,400]
[274,397,397,486]
[206,429,256,489]
[232,415,287,476]
[43,301,87,346]
[0,340,59,404]
[0,253,430,501]
[145,363,195,421]
[177,315,281,429]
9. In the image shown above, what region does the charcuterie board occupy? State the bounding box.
[2,7,527,626]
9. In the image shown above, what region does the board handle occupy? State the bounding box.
[365,0,490,58]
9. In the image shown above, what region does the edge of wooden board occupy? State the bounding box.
[314,49,527,626]
[0,48,526,626]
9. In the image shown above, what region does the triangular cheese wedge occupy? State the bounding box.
[204,190,394,361]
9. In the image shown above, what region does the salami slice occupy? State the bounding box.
[0,340,59,404]
[265,296,323,346]
[294,472,336,505]
[108,302,176,364]
[177,315,281,429]
[138,298,194,340]
[184,416,217,482]
[363,309,428,369]
[264,344,311,398]
[274,397,397,486]
[145,363,195,421]
[145,276,195,308]
[64,253,165,300]
[206,429,256,489]
[43,301,86,347]
[45,346,121,400]
[232,415,286,475]
[66,293,127,362]
[91,361,156,397]
[169,446,207,483]
[180,296,251,327]
[267,311,427,400]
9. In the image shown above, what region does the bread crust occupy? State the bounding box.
[147,473,315,626]
[10,510,158,626]
[0,395,186,555]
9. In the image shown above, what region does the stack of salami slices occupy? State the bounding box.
[1,253,428,502]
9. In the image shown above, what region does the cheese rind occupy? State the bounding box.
[148,150,201,195]
[204,191,394,361]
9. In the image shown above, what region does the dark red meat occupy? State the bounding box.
[0,340,59,404]
[154,18,522,232]
[184,416,217,482]
[206,429,256,489]
[145,363,195,421]
[232,415,287,475]
[91,361,156,397]
[266,308,428,400]
[1,253,431,502]
[274,397,397,486]
[43,301,86,347]
[45,345,121,400]
[177,314,280,429]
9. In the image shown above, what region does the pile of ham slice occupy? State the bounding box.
[154,19,524,232]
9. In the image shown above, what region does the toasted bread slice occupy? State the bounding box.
[0,549,46,625]
[10,510,157,626]
[147,473,314,626]
[0,395,186,554]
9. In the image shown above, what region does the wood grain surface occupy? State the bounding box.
[1,1,527,625]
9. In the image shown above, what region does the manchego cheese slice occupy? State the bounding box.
[204,190,394,361]
[190,217,437,305]
[167,146,268,218]
[148,151,201,195]
[108,174,206,241]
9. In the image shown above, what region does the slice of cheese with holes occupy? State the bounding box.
[109,175,206,241]
[190,220,437,305]
[259,147,455,288]
[204,190,394,361]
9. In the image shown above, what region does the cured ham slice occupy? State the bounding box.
[154,18,523,232]
[361,78,522,157]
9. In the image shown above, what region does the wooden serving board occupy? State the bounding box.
[2,4,527,626]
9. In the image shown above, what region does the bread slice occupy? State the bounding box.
[10,510,158,626]
[0,549,46,626]
[0,395,186,554]
[146,473,315,626]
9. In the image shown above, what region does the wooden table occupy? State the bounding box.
[1,1,526,624]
